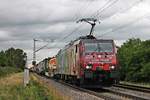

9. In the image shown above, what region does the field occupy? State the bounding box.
[0,67,22,78]
[0,73,69,100]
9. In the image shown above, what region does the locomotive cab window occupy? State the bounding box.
[98,42,113,52]
[85,43,98,52]
[84,42,113,53]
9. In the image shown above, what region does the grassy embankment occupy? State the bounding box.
[0,67,22,78]
[0,73,70,100]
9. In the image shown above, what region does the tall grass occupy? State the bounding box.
[0,73,67,100]
[31,74,70,100]
[0,67,22,78]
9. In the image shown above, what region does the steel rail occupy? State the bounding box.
[33,73,150,100]
[102,87,150,100]
[113,83,150,93]
[33,73,120,100]
[56,80,150,100]
[50,78,120,100]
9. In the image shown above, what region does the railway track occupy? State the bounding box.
[57,80,119,100]
[103,83,150,100]
[113,83,150,93]
[56,81,150,100]
[34,73,150,100]
[54,80,150,100]
[101,86,150,100]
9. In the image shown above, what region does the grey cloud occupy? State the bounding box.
[0,0,150,61]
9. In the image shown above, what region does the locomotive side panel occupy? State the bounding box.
[56,50,63,75]
[67,46,72,75]
[55,40,81,79]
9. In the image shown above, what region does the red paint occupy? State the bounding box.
[57,39,118,79]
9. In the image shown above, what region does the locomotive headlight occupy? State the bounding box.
[110,66,115,70]
[86,65,90,69]
[86,65,92,69]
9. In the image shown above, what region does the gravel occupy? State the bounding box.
[35,75,103,100]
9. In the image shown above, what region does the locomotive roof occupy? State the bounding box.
[56,35,114,55]
[57,37,114,54]
[71,35,113,44]
[81,39,113,43]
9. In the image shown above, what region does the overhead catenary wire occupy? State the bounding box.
[38,0,134,47]
[106,0,144,18]
[70,0,119,40]
[45,0,145,50]
[46,1,99,48]
[75,0,97,20]
[76,0,119,37]
[92,0,119,18]
[44,26,83,49]
[91,0,143,23]
[58,0,117,42]
[46,0,142,49]
[90,0,114,17]
[39,1,90,49]
[97,13,150,38]
[35,0,148,63]
[33,1,95,62]
[120,0,144,13]
[53,0,93,41]
[101,0,144,22]
[96,0,145,38]
[45,0,139,48]
[45,0,119,50]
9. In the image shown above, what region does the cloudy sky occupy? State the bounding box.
[0,0,150,63]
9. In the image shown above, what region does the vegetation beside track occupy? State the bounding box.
[0,73,68,100]
[0,67,22,78]
[0,48,26,77]
[118,38,150,83]
[0,48,26,69]
[31,73,70,100]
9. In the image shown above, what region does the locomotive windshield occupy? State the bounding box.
[85,42,113,53]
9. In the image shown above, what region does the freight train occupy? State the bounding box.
[55,36,119,86]
[35,57,56,77]
[33,18,120,87]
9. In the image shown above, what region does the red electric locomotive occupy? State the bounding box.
[55,18,119,87]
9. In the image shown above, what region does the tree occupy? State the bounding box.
[117,38,141,80]
[0,47,27,69]
[117,38,150,83]
[118,39,150,82]
[0,51,6,67]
